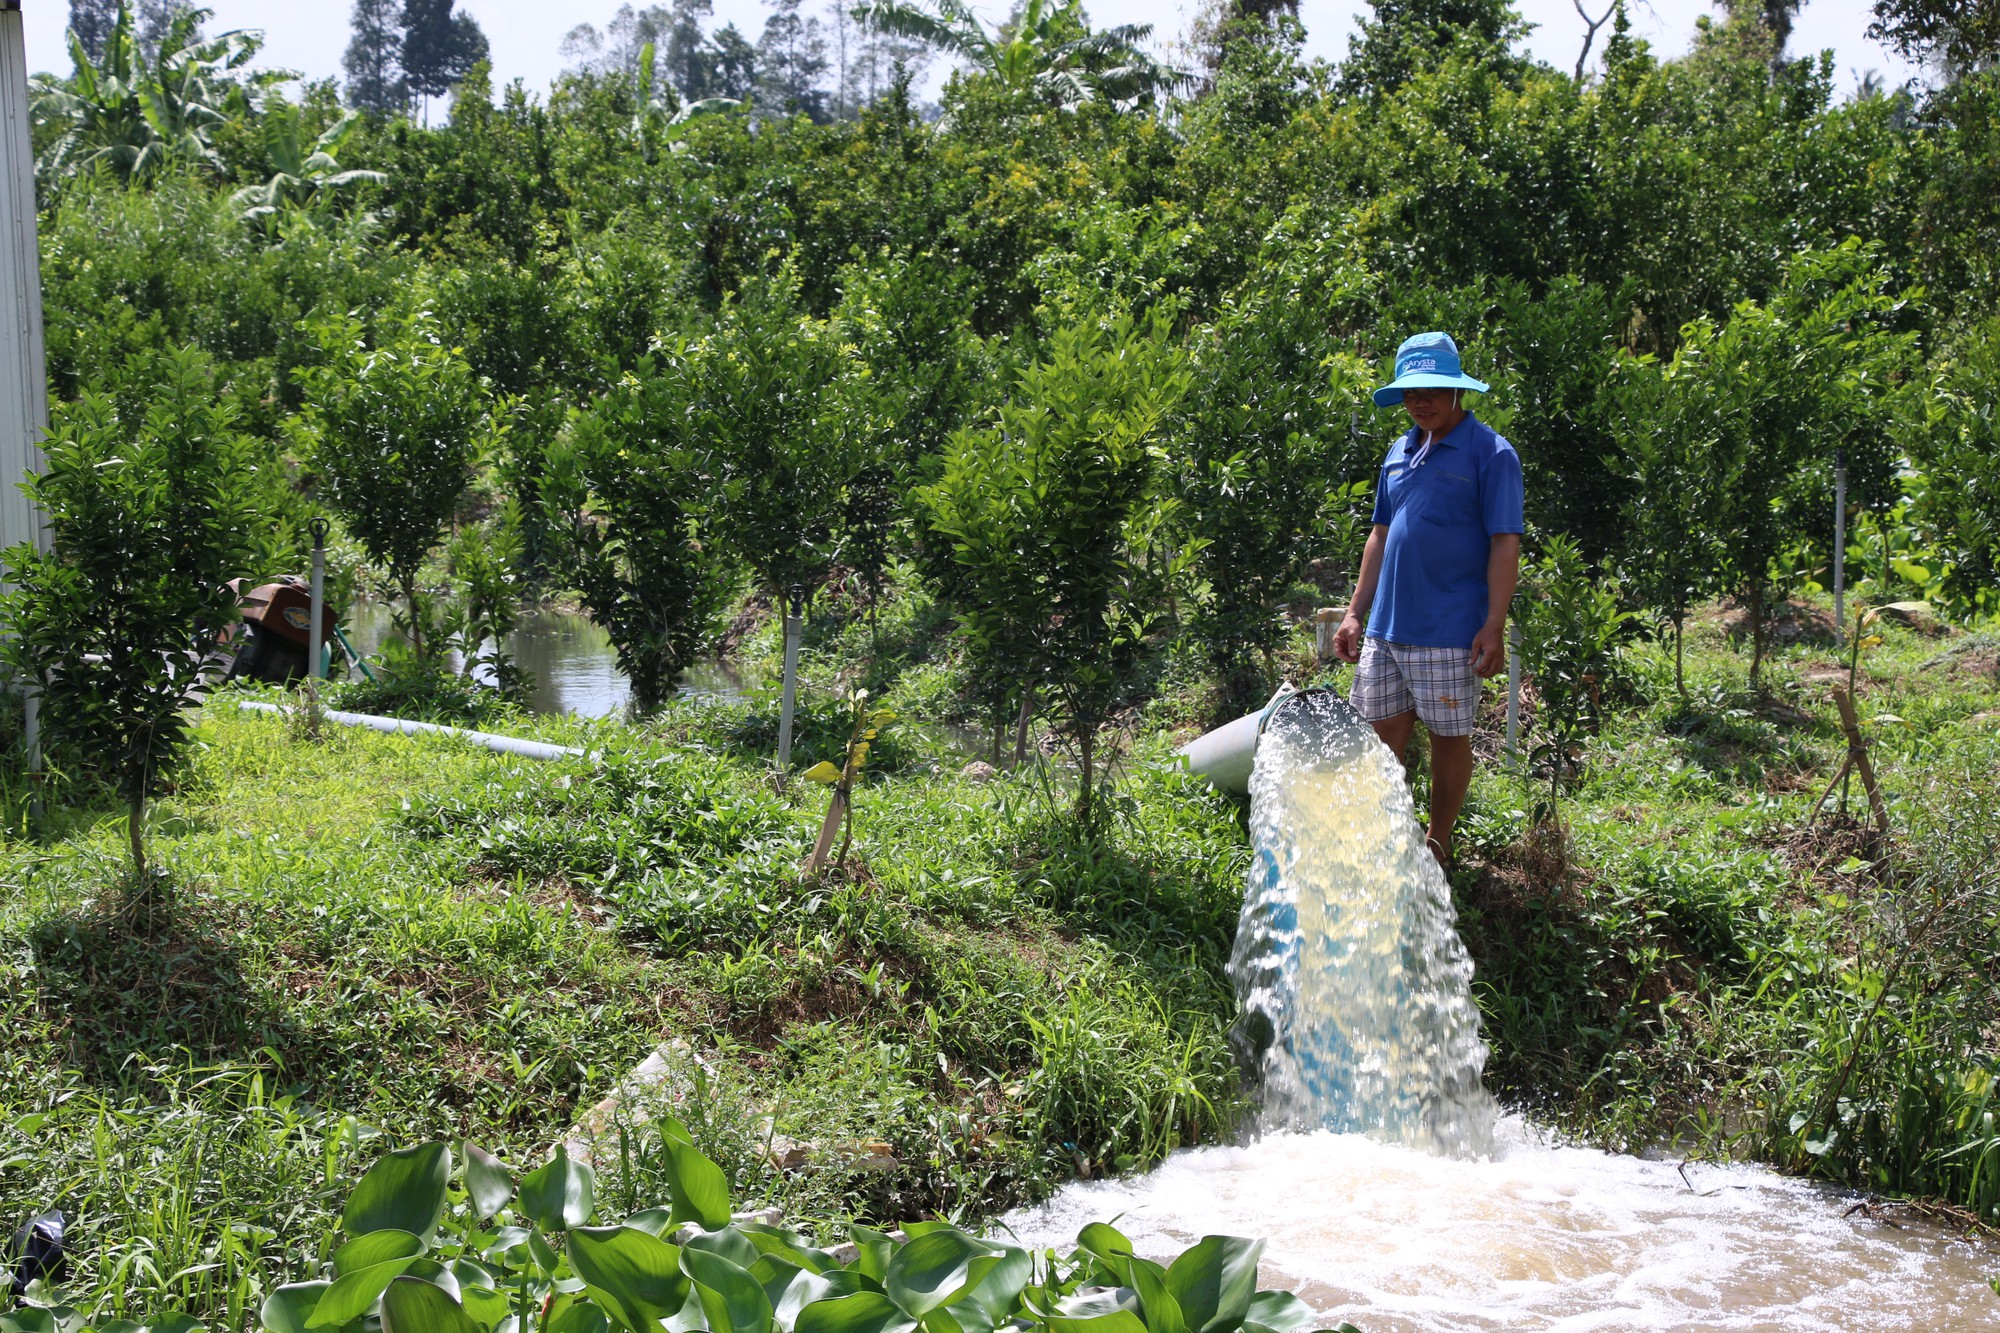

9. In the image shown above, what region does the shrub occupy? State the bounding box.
[291,307,497,659]
[923,310,1190,819]
[1,347,268,883]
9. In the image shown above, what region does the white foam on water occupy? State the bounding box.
[999,1118,2000,1331]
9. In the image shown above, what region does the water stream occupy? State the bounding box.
[1004,688,1999,1330]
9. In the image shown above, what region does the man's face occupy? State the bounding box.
[1402,387,1460,435]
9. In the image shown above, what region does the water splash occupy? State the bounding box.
[1228,689,1495,1152]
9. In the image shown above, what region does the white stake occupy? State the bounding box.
[777,584,803,771]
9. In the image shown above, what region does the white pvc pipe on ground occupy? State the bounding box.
[238,700,586,763]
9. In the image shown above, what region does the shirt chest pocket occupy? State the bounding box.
[1415,470,1478,526]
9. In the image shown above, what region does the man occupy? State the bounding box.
[1333,331,1523,870]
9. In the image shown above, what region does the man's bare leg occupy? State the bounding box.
[1428,732,1474,868]
[1370,709,1416,762]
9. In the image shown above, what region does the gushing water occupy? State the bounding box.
[1003,689,1999,1328]
[1229,690,1494,1152]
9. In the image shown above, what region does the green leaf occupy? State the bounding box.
[259,1283,331,1333]
[1128,1259,1185,1333]
[1163,1238,1263,1333]
[1241,1293,1313,1333]
[1048,1289,1147,1333]
[343,1144,452,1239]
[547,1304,612,1333]
[1076,1224,1136,1283]
[685,1227,763,1270]
[950,1246,1031,1325]
[520,1144,596,1231]
[846,1226,896,1283]
[378,1276,479,1333]
[333,1229,426,1276]
[885,1229,1001,1318]
[307,1258,422,1326]
[795,1293,919,1333]
[463,1142,515,1221]
[663,1137,732,1230]
[684,1244,775,1333]
[568,1225,692,1330]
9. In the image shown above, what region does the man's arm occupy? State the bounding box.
[1468,532,1521,678]
[1334,524,1389,662]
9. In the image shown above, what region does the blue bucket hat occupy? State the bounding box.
[1371,331,1490,408]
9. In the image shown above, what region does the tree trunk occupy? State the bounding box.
[1747,577,1766,688]
[403,575,425,659]
[128,790,147,885]
[1076,724,1095,823]
[1012,685,1035,767]
[1674,615,1686,702]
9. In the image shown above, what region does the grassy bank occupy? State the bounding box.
[1,592,1997,1319]
[0,690,1246,1317]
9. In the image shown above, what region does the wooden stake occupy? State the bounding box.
[1830,686,1890,837]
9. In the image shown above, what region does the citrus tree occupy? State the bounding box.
[1,347,268,887]
[923,310,1190,819]
[291,307,497,659]
[545,362,733,711]
[1170,281,1371,716]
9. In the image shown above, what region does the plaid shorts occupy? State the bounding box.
[1350,636,1479,737]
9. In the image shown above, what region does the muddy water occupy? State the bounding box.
[1002,1119,1999,1331]
[341,602,758,715]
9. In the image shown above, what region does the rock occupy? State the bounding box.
[959,760,998,783]
[1873,601,1942,634]
[766,1135,814,1170]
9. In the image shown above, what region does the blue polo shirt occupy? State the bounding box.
[1366,413,1524,649]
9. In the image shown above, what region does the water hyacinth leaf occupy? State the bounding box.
[259,1283,331,1333]
[794,1293,919,1333]
[775,1268,865,1327]
[521,1145,597,1232]
[1046,1290,1148,1333]
[1127,1260,1184,1333]
[885,1230,1002,1317]
[333,1229,426,1276]
[1163,1238,1263,1333]
[737,1219,835,1273]
[664,1140,732,1230]
[547,1304,611,1333]
[846,1226,895,1283]
[402,1257,461,1297]
[378,1276,479,1333]
[152,1319,202,1333]
[685,1226,762,1270]
[1241,1294,1313,1333]
[952,1246,1030,1324]
[463,1142,516,1221]
[457,1286,511,1324]
[307,1257,423,1325]
[343,1144,452,1239]
[625,1207,676,1237]
[685,1244,774,1333]
[567,1225,691,1328]
[1077,1224,1135,1283]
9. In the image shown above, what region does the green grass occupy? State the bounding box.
[1453,597,2000,1221]
[0,689,1248,1317]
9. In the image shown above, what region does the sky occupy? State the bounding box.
[20,0,1922,100]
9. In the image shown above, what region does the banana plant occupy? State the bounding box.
[849,0,1187,110]
[254,1122,1358,1333]
[31,1,267,185]
[229,105,387,221]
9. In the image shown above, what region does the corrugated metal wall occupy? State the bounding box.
[0,1,47,567]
